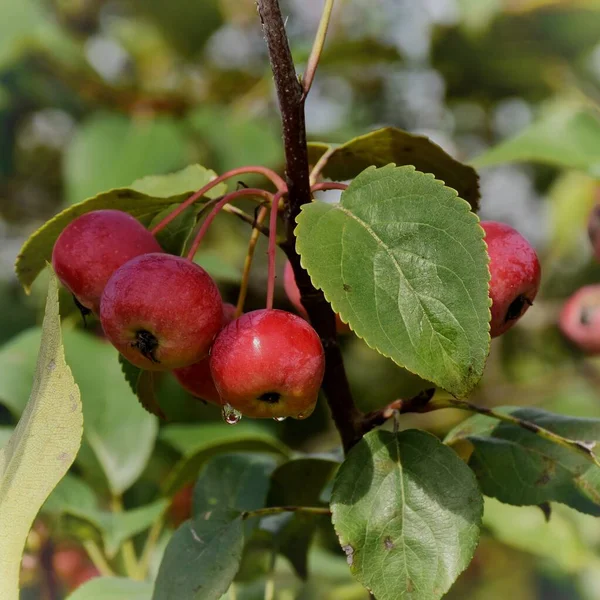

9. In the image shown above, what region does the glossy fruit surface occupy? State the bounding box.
[101,253,222,370]
[173,303,236,404]
[52,209,163,312]
[559,285,600,353]
[482,221,541,338]
[210,309,325,419]
[283,261,350,334]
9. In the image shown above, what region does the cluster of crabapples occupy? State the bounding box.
[559,203,600,352]
[51,205,541,422]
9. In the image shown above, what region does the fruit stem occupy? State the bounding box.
[82,540,115,577]
[302,0,336,96]
[186,188,274,261]
[266,191,285,310]
[111,495,142,579]
[241,505,331,520]
[311,182,348,193]
[138,517,164,578]
[309,146,336,185]
[150,166,286,236]
[236,205,269,317]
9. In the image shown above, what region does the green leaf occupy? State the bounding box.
[296,165,490,398]
[193,453,278,516]
[0,269,83,599]
[445,407,600,515]
[149,204,199,257]
[16,163,224,292]
[42,473,97,514]
[308,128,480,211]
[483,497,596,572]
[64,113,189,205]
[160,424,291,497]
[153,510,244,600]
[471,104,600,176]
[66,577,153,600]
[331,430,483,600]
[118,356,165,419]
[62,330,158,495]
[0,0,45,68]
[267,457,338,579]
[119,354,142,397]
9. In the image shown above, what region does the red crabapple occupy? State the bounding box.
[283,261,350,334]
[210,309,325,419]
[482,221,541,338]
[173,303,236,404]
[52,210,163,313]
[559,285,600,353]
[100,253,222,370]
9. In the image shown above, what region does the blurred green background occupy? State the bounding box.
[3,0,600,598]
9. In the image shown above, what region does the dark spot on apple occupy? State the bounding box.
[580,305,594,326]
[133,330,160,363]
[258,392,281,404]
[505,294,532,323]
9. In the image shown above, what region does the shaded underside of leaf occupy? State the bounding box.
[308,127,480,211]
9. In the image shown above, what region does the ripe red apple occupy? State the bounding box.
[52,210,163,313]
[173,303,237,404]
[53,546,99,592]
[168,483,194,527]
[210,309,325,419]
[482,221,541,338]
[283,261,350,334]
[559,285,600,353]
[100,253,223,370]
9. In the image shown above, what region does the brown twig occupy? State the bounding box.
[257,0,364,452]
[361,389,436,433]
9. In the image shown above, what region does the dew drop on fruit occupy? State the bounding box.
[273,416,287,422]
[222,403,242,425]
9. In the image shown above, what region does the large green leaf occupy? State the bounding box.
[0,270,83,600]
[16,163,224,292]
[153,510,244,600]
[445,407,600,515]
[331,430,483,600]
[296,164,490,398]
[308,128,480,211]
[193,453,278,516]
[160,423,291,496]
[63,113,190,205]
[471,104,600,176]
[67,577,152,600]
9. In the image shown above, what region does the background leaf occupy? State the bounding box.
[296,164,490,398]
[331,429,483,600]
[445,407,600,514]
[63,112,190,205]
[308,128,480,210]
[471,103,600,176]
[153,510,244,600]
[66,577,153,600]
[0,270,83,599]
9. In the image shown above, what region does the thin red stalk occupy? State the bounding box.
[311,182,348,193]
[266,191,286,310]
[150,166,286,236]
[186,188,273,261]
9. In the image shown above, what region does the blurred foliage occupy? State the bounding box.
[1,0,600,598]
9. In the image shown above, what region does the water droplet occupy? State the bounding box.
[273,416,287,422]
[222,404,242,425]
[297,412,307,420]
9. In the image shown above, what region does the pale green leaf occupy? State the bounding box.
[0,427,13,450]
[153,510,244,600]
[67,577,152,600]
[308,128,480,210]
[471,104,600,176]
[296,164,490,398]
[331,430,483,600]
[0,269,83,600]
[16,163,224,292]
